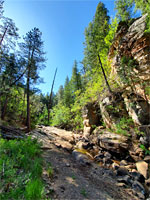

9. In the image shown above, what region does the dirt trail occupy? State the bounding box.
[31,126,138,200]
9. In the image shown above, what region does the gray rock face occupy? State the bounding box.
[123,93,150,126]
[98,131,129,154]
[99,93,128,129]
[109,14,150,100]
[82,102,101,137]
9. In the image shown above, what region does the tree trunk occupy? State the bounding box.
[26,68,31,132]
[1,95,8,120]
[97,53,112,93]
[48,68,57,124]
[0,25,8,46]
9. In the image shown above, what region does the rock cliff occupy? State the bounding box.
[109,14,150,100]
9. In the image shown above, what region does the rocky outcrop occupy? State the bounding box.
[123,93,150,125]
[99,92,128,129]
[82,102,101,137]
[109,14,150,100]
[98,131,129,155]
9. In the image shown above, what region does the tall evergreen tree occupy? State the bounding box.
[0,17,19,48]
[0,0,4,18]
[115,0,134,21]
[83,2,112,93]
[63,76,72,108]
[20,28,46,131]
[71,60,82,93]
[57,85,64,103]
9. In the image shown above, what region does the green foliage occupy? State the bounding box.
[145,86,150,97]
[140,144,150,155]
[83,2,110,74]
[80,188,87,197]
[71,174,76,180]
[134,127,144,136]
[70,60,82,94]
[25,179,44,200]
[116,117,133,136]
[106,104,119,114]
[118,56,139,90]
[0,137,44,200]
[50,103,72,128]
[63,76,73,108]
[115,0,134,21]
[47,166,54,178]
[105,17,118,49]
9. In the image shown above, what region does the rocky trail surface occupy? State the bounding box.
[30,126,139,200]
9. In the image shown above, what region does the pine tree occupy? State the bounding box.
[63,76,72,108]
[0,0,4,18]
[57,85,64,103]
[115,0,134,21]
[83,2,112,93]
[71,60,82,94]
[0,17,19,48]
[20,28,46,131]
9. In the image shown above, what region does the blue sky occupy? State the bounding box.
[4,0,115,94]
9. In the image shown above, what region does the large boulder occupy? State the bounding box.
[99,92,128,129]
[136,161,148,179]
[123,93,150,125]
[82,102,101,137]
[98,131,129,155]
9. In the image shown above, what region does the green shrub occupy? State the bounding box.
[140,144,150,155]
[25,179,44,200]
[50,103,73,128]
[116,117,133,136]
[0,137,44,200]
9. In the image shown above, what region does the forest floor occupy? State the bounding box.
[30,126,139,200]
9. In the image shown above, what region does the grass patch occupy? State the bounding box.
[0,136,45,200]
[47,166,54,178]
[80,188,87,197]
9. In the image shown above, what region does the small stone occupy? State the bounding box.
[103,157,113,165]
[131,169,137,173]
[130,171,145,183]
[132,181,145,195]
[66,163,70,167]
[72,150,91,166]
[104,152,112,159]
[140,136,147,146]
[120,160,128,166]
[116,167,129,176]
[145,178,150,187]
[60,185,65,191]
[117,175,132,185]
[136,161,148,179]
[144,156,150,163]
[125,164,135,171]
[136,192,145,200]
[94,152,104,161]
[130,154,139,162]
[135,147,143,155]
[112,162,119,170]
[116,182,126,187]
